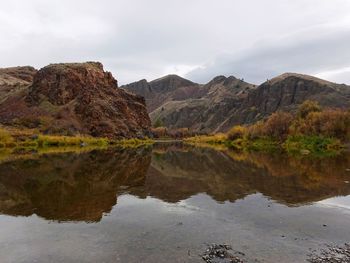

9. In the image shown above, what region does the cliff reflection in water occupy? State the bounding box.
[0,143,350,222]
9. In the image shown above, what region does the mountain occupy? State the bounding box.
[123,74,256,132]
[0,62,151,138]
[124,73,350,132]
[121,74,205,112]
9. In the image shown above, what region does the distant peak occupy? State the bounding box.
[209,75,243,85]
[150,74,197,88]
[266,72,336,86]
[151,74,193,83]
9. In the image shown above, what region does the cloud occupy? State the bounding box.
[186,24,350,84]
[0,0,350,84]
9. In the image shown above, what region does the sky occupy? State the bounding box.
[0,0,350,85]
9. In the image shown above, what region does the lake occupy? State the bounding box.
[0,143,349,263]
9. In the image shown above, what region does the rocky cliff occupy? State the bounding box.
[125,73,350,132]
[0,62,151,138]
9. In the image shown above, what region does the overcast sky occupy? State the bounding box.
[1,0,350,85]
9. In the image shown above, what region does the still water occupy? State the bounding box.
[0,143,349,263]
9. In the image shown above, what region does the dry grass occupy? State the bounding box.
[37,134,109,147]
[0,128,15,147]
[114,138,154,148]
[184,133,227,145]
[0,126,154,151]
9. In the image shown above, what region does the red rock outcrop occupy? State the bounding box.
[0,62,151,138]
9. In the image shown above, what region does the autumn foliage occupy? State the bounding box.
[230,101,350,143]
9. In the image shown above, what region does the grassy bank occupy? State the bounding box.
[0,127,154,152]
[185,101,349,157]
[185,132,343,157]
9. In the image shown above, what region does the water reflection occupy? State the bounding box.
[0,143,349,222]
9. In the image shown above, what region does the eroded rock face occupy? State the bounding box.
[0,62,151,138]
[129,75,256,133]
[122,74,205,112]
[126,73,350,132]
[241,73,350,122]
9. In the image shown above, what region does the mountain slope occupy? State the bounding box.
[121,74,205,112]
[125,73,350,132]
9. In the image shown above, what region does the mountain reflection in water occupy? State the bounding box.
[0,143,349,222]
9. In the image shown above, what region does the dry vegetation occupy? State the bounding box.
[0,126,154,152]
[151,127,200,139]
[186,101,350,156]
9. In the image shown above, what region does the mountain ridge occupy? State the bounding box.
[124,72,350,132]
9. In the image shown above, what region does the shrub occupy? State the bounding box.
[293,109,350,140]
[284,135,342,155]
[151,127,168,138]
[227,125,247,141]
[246,121,265,139]
[185,133,227,144]
[297,100,321,119]
[0,128,15,147]
[263,112,293,140]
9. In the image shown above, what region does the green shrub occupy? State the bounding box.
[284,135,342,156]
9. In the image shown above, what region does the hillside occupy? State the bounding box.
[121,74,205,112]
[125,73,350,133]
[0,62,151,138]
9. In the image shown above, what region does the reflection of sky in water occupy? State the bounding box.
[318,195,350,210]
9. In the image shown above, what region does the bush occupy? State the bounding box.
[0,128,15,147]
[292,109,350,140]
[227,125,247,140]
[151,127,168,138]
[246,121,265,139]
[297,100,321,119]
[263,112,293,140]
[284,135,342,155]
[185,133,227,144]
